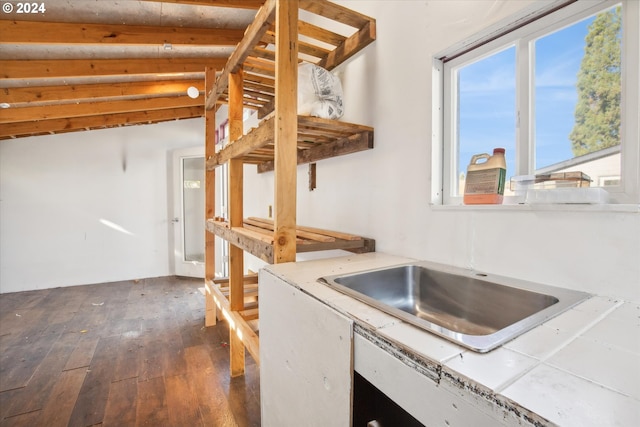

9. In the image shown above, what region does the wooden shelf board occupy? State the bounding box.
[207,114,373,171]
[206,217,375,263]
[240,308,260,321]
[258,129,373,173]
[213,273,259,286]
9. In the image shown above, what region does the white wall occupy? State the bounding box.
[243,0,639,302]
[0,118,204,293]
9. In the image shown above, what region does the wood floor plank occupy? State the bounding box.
[165,374,203,426]
[112,335,143,383]
[160,328,188,379]
[39,287,84,327]
[0,388,23,421]
[1,331,80,418]
[228,371,261,427]
[64,334,100,371]
[0,330,60,392]
[37,367,88,427]
[204,334,260,424]
[102,315,141,338]
[184,345,238,426]
[0,408,41,427]
[0,292,21,314]
[0,307,47,349]
[178,315,206,349]
[3,289,52,310]
[137,319,167,382]
[74,301,110,334]
[135,377,169,427]
[0,307,57,364]
[67,335,120,427]
[102,377,138,427]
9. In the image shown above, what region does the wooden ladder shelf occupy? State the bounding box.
[203,0,376,377]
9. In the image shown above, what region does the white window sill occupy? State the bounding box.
[431,202,639,213]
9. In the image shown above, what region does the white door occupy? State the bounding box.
[172,147,205,278]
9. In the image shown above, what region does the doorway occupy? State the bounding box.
[171,147,228,278]
[172,147,205,277]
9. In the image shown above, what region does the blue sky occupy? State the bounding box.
[457,15,595,181]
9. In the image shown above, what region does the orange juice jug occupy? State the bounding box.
[463,148,506,204]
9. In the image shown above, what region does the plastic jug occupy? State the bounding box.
[463,148,506,204]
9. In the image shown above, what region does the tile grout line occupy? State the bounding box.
[493,299,625,394]
[440,349,467,364]
[544,360,639,400]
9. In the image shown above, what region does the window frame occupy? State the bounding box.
[432,0,639,206]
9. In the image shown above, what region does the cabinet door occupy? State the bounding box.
[260,270,353,427]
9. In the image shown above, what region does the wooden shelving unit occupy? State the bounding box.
[203,0,376,377]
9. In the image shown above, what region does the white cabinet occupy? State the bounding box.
[259,269,354,427]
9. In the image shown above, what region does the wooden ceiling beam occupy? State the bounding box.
[1,58,226,79]
[1,95,203,124]
[0,106,204,139]
[0,21,245,46]
[2,79,204,105]
[0,0,269,137]
[139,0,264,8]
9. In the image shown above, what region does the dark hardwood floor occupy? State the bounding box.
[0,276,260,427]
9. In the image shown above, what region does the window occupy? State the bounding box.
[434,0,639,205]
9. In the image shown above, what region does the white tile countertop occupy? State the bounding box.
[264,252,640,427]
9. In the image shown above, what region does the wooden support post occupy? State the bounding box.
[273,0,299,264]
[228,67,245,377]
[205,66,217,327]
[205,292,216,327]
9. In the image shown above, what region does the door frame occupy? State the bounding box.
[171,146,205,278]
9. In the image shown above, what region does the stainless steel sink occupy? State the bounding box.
[319,263,591,352]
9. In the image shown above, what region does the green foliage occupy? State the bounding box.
[569,6,621,157]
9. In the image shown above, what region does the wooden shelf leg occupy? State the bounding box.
[205,289,217,327]
[228,66,246,376]
[229,327,245,377]
[205,66,217,327]
[273,0,299,264]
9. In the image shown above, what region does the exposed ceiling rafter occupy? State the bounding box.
[0,0,263,140]
[1,20,246,46]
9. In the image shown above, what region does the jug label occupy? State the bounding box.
[465,168,506,195]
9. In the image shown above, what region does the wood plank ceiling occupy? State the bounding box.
[0,0,264,140]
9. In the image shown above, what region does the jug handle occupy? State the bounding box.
[469,153,490,165]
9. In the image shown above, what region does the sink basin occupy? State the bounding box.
[319,263,591,352]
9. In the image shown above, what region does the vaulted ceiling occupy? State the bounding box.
[0,0,264,140]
